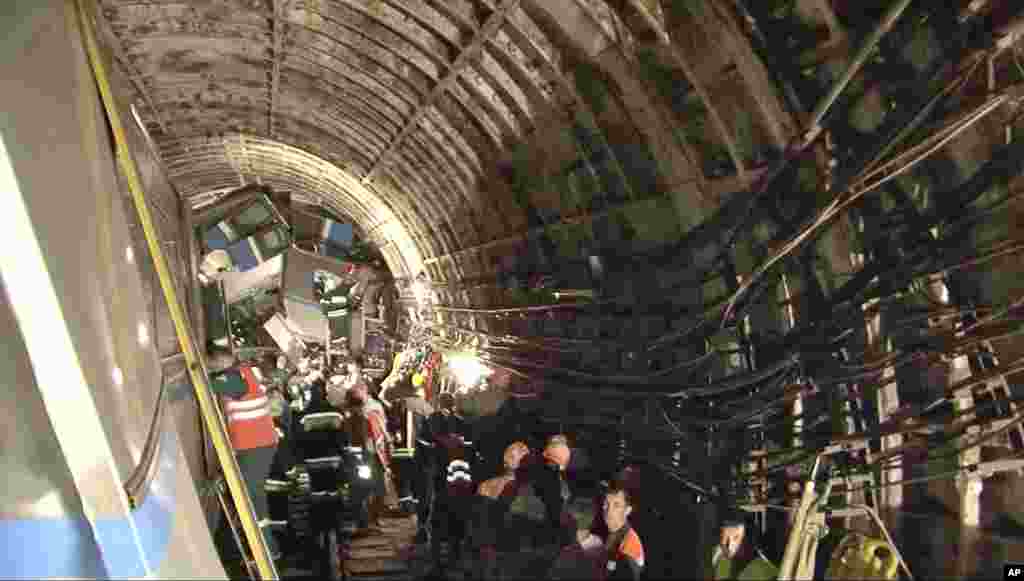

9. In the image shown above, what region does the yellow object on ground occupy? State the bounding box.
[824,532,899,580]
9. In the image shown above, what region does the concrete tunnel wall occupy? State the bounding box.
[7,0,1024,577]
[92,0,1024,530]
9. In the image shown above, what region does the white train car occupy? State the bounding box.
[1,2,232,577]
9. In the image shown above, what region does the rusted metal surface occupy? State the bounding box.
[269,0,286,137]
[97,0,581,271]
[704,0,800,149]
[97,0,821,281]
[362,0,523,184]
[626,1,748,176]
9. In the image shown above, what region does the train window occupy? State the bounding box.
[234,200,273,232]
[258,226,289,256]
[225,237,260,271]
[204,224,231,251]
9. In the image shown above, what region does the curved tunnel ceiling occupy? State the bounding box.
[98,0,598,279]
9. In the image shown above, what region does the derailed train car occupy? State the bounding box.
[195,184,387,364]
[0,3,393,578]
[1,2,229,577]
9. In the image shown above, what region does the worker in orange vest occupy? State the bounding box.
[209,352,281,559]
[574,479,645,581]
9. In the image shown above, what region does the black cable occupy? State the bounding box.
[719,43,994,326]
[566,9,993,367]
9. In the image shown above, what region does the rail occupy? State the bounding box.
[73,0,278,577]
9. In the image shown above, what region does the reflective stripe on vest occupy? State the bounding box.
[226,396,269,412]
[223,366,277,450]
[230,407,272,421]
[226,395,271,422]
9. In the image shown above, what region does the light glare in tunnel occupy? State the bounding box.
[112,366,124,389]
[137,322,149,346]
[125,246,134,263]
[448,353,492,388]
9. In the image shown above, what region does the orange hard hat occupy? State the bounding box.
[543,435,571,470]
[503,441,530,470]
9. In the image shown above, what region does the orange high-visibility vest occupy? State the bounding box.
[222,366,278,451]
[603,526,645,580]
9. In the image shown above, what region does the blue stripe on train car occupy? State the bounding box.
[2,411,181,579]
[1,518,107,579]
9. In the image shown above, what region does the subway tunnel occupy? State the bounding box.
[4,0,1024,579]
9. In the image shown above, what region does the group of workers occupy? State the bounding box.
[204,348,462,561]
[205,348,782,580]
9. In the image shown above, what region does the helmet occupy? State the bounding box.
[503,441,530,471]
[542,435,571,470]
[720,508,748,529]
[348,381,367,401]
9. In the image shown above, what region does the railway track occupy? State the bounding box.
[342,516,418,581]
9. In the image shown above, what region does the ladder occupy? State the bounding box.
[823,439,878,514]
[965,339,1024,466]
[216,479,260,580]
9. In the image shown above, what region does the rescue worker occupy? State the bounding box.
[426,413,476,574]
[416,392,468,541]
[339,361,394,533]
[474,441,532,580]
[296,357,328,414]
[574,479,646,581]
[539,434,576,547]
[392,383,434,521]
[588,465,642,540]
[710,510,778,580]
[208,351,281,560]
[265,356,297,477]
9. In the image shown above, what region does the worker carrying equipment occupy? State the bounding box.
[208,351,281,560]
[710,509,778,580]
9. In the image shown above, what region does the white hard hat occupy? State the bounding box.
[199,249,233,278]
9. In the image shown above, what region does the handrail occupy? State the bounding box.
[73,1,278,577]
[123,368,188,508]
